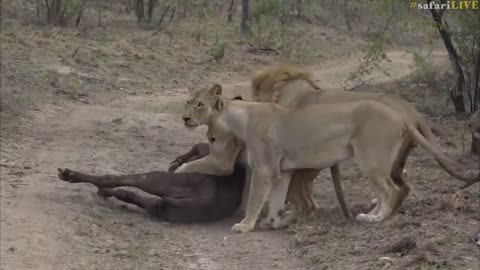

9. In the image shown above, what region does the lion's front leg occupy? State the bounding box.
[232,166,273,233]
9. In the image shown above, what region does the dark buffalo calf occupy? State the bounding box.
[57,144,246,223]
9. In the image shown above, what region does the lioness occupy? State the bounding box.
[57,143,247,223]
[177,84,478,233]
[246,64,461,219]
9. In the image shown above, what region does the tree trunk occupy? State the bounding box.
[147,0,157,23]
[45,0,65,26]
[227,0,235,23]
[157,4,171,27]
[240,0,251,38]
[135,0,145,22]
[181,0,187,18]
[280,0,287,25]
[169,3,176,21]
[75,0,87,27]
[471,110,480,156]
[296,0,303,18]
[344,0,352,31]
[125,0,132,14]
[36,0,41,20]
[427,1,466,113]
[471,48,480,112]
[472,134,480,156]
[97,1,102,26]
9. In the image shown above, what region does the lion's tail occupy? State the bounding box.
[407,123,480,183]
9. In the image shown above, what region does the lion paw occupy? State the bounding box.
[231,223,254,233]
[356,213,384,223]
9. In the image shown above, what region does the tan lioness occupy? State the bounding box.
[247,64,449,219]
[177,84,479,233]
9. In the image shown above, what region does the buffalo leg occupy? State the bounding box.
[98,187,164,217]
[57,168,197,198]
[168,143,210,172]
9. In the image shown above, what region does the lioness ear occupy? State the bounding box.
[209,84,222,96]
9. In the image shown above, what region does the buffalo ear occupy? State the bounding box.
[209,84,223,96]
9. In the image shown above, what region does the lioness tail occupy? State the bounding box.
[407,123,480,183]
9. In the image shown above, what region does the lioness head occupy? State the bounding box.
[182,84,224,128]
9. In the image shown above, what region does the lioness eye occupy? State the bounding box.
[197,102,203,108]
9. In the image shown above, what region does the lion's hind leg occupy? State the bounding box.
[352,129,403,223]
[287,169,318,217]
[355,170,400,223]
[301,169,320,213]
[389,140,413,212]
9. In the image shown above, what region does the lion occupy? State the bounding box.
[177,84,479,233]
[247,64,452,219]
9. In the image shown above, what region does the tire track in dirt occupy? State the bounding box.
[0,49,445,270]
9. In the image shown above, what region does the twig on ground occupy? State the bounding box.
[55,89,89,104]
[72,47,80,58]
[69,72,136,95]
[246,43,279,55]
[344,77,378,91]
[382,236,416,255]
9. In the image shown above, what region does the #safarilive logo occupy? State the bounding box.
[412,0,480,9]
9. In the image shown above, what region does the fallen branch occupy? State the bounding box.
[344,77,378,91]
[55,89,89,104]
[184,57,214,65]
[382,236,416,255]
[246,43,279,55]
[69,72,136,95]
[71,47,80,58]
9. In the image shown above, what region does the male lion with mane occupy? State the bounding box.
[177,84,479,233]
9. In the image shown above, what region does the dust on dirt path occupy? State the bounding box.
[0,49,436,270]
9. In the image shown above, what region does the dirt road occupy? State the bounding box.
[0,50,439,270]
